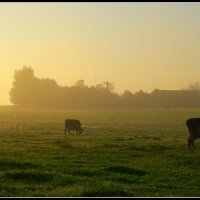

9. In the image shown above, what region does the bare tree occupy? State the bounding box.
[74,80,87,88]
[103,81,114,91]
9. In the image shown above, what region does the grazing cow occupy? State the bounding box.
[64,119,83,134]
[186,118,200,150]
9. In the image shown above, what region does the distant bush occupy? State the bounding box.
[9,66,200,108]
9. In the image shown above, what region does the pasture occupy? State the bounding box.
[0,106,200,197]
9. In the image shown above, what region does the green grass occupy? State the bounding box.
[0,106,200,196]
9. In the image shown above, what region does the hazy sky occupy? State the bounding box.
[1,2,200,105]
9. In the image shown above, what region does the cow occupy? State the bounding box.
[186,118,200,150]
[64,119,83,134]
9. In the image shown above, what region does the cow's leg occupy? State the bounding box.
[188,136,192,150]
[191,138,195,151]
[65,126,66,134]
[190,137,195,151]
[68,129,70,134]
[188,136,195,151]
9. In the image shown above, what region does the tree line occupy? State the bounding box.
[9,66,200,108]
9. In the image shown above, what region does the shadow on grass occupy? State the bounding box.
[72,168,102,177]
[0,159,41,170]
[5,171,53,183]
[148,144,176,150]
[81,184,131,197]
[105,165,148,176]
[110,175,146,184]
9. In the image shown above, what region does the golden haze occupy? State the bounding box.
[0,2,200,105]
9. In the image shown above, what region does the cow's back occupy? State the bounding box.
[186,118,200,150]
[186,118,200,139]
[65,119,81,129]
[186,118,200,129]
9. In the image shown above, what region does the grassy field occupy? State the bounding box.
[0,106,200,197]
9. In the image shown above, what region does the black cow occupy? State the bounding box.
[64,119,83,134]
[186,118,200,150]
